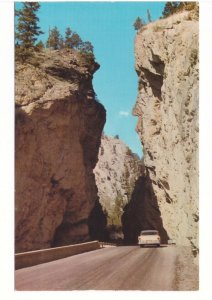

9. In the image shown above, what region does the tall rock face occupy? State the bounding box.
[133,11,199,254]
[94,135,142,240]
[15,49,106,252]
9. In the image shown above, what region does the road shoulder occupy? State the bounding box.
[174,246,199,290]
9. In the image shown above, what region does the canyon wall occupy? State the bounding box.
[94,135,142,240]
[133,10,199,254]
[15,49,106,252]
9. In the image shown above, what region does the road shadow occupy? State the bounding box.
[138,244,168,248]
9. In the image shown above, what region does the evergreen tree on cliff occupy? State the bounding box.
[163,2,178,18]
[35,40,44,51]
[15,2,43,62]
[162,2,180,17]
[64,27,73,48]
[133,17,144,31]
[65,27,93,53]
[162,2,198,18]
[80,41,94,53]
[70,32,83,49]
[46,26,61,50]
[147,9,152,23]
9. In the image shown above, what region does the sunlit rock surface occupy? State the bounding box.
[15,49,106,252]
[133,11,199,256]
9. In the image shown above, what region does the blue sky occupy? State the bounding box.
[16,1,165,156]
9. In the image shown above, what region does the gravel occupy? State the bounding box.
[175,246,199,290]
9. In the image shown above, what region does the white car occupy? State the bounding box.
[138,230,161,247]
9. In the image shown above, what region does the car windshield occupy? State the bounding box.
[140,231,158,235]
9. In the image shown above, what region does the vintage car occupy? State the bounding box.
[138,230,161,247]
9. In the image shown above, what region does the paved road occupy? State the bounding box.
[15,245,178,290]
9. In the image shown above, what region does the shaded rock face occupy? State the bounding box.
[133,12,199,252]
[122,170,168,244]
[94,135,142,240]
[15,49,106,252]
[87,200,108,242]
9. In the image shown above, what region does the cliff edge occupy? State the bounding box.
[133,11,199,256]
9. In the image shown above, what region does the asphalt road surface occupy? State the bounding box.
[15,245,178,291]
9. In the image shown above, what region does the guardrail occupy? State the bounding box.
[99,242,117,248]
[168,239,176,245]
[15,240,100,270]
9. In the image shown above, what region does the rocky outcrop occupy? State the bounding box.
[133,11,199,254]
[15,49,106,252]
[94,135,142,240]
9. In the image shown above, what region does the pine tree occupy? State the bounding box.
[70,32,82,49]
[59,36,64,49]
[46,26,61,50]
[15,2,43,62]
[162,2,198,18]
[80,41,94,53]
[147,9,152,23]
[35,40,44,51]
[64,27,73,48]
[162,2,180,18]
[133,17,144,31]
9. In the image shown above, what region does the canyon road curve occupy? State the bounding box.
[15,245,178,290]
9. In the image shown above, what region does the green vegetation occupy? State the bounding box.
[36,40,45,51]
[46,26,61,50]
[162,2,198,18]
[133,17,145,31]
[15,2,94,64]
[133,2,198,34]
[64,27,94,53]
[162,2,180,17]
[80,41,94,54]
[64,27,73,48]
[66,31,82,49]
[133,9,152,32]
[147,9,152,23]
[15,2,43,62]
[46,25,94,53]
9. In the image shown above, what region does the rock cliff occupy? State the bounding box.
[133,11,199,255]
[94,135,142,240]
[15,49,106,252]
